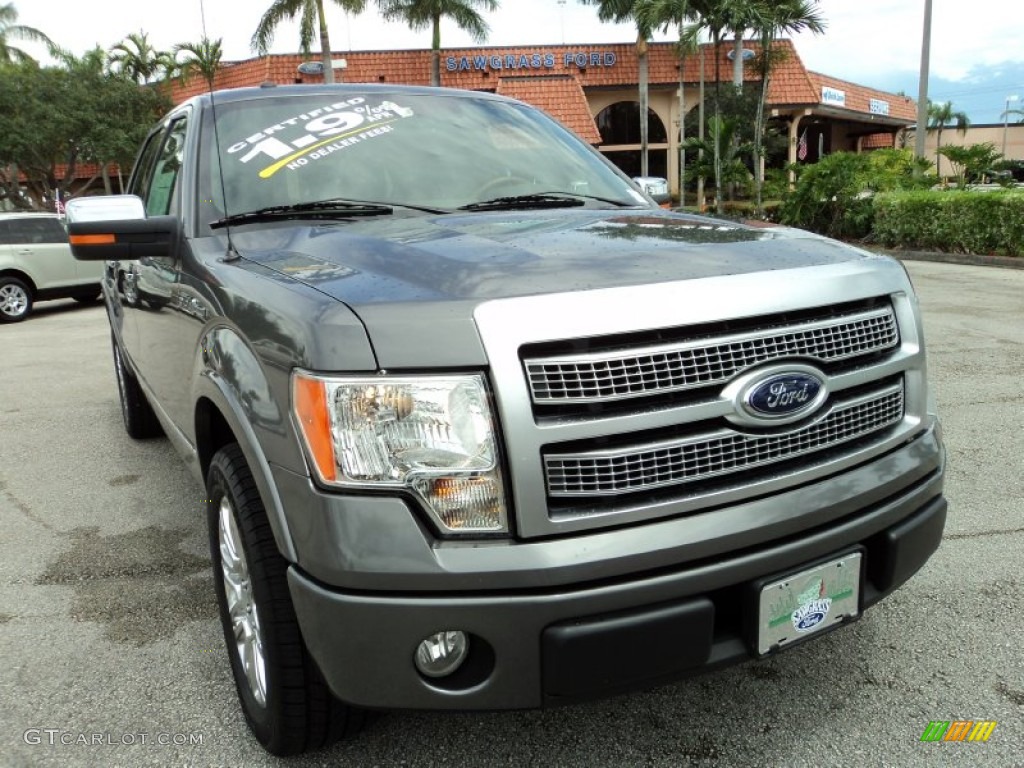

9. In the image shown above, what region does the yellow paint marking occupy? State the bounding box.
[258,119,397,179]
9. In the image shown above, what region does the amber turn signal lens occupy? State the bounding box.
[69,233,116,245]
[292,375,337,482]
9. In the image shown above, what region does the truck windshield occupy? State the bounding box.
[198,90,646,229]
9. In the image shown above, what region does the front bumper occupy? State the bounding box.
[287,431,946,710]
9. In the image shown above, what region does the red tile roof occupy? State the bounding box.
[496,75,601,144]
[21,162,124,186]
[807,71,917,121]
[171,39,915,125]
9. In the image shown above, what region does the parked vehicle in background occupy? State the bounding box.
[0,212,103,322]
[633,175,671,205]
[66,84,946,756]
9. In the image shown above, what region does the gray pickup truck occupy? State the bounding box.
[66,85,946,756]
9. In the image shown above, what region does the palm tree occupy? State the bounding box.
[722,0,763,89]
[927,100,970,177]
[377,1,498,87]
[109,31,173,84]
[749,0,824,211]
[636,0,701,202]
[581,0,655,177]
[0,2,55,64]
[683,113,754,208]
[174,37,223,89]
[252,0,367,84]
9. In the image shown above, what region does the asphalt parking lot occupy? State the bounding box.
[0,260,1021,767]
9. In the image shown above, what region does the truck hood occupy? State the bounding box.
[231,208,875,368]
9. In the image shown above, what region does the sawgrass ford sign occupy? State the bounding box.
[446,50,618,72]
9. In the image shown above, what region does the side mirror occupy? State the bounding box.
[65,195,178,261]
[65,195,146,224]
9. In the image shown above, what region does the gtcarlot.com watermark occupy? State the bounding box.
[24,729,204,747]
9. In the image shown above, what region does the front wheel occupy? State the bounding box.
[206,444,368,755]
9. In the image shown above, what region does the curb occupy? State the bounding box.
[870,248,1023,271]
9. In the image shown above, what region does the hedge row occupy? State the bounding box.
[872,191,1024,257]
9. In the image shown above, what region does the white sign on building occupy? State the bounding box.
[822,87,846,107]
[869,99,890,116]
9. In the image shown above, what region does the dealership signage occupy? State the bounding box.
[446,50,617,73]
[869,98,890,116]
[821,86,846,107]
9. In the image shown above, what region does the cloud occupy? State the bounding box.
[795,0,1024,83]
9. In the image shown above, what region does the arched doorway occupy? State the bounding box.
[595,101,669,178]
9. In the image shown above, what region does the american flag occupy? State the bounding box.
[797,129,808,161]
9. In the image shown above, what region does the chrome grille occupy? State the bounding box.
[545,381,904,497]
[525,305,898,404]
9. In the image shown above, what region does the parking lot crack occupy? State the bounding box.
[944,526,1024,540]
[0,478,54,532]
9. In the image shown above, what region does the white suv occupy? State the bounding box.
[0,212,104,322]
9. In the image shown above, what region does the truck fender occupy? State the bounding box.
[193,327,298,563]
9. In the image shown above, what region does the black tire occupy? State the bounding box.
[0,276,32,323]
[110,332,163,439]
[206,444,368,755]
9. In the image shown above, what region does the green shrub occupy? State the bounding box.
[780,152,874,238]
[873,190,1024,256]
[937,143,1002,188]
[779,150,931,240]
[761,168,790,201]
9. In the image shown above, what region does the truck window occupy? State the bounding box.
[145,116,189,217]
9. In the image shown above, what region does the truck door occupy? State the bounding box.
[125,113,191,424]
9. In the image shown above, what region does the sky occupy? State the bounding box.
[13,0,1024,124]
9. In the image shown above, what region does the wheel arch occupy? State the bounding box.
[0,269,37,294]
[194,385,299,564]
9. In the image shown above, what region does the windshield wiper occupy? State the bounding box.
[556,192,641,207]
[211,199,394,229]
[457,194,588,212]
[457,192,640,212]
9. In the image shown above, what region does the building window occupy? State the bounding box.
[601,150,668,179]
[596,102,667,144]
[595,101,669,179]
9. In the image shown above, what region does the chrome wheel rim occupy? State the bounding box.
[0,284,28,318]
[218,496,268,707]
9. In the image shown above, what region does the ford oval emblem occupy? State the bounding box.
[297,61,325,75]
[745,372,824,419]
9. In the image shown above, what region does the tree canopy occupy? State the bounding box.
[0,2,54,64]
[108,30,175,84]
[174,36,224,89]
[0,56,169,209]
[252,0,367,84]
[377,0,498,87]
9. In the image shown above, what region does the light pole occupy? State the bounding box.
[1004,94,1019,158]
[914,0,932,164]
[558,0,566,44]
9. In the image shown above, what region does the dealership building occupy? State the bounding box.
[172,39,918,197]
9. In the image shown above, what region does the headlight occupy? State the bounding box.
[292,372,507,535]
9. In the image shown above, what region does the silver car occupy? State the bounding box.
[0,212,104,322]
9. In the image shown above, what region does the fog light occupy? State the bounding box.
[414,631,469,678]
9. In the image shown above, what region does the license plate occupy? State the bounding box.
[756,552,862,655]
